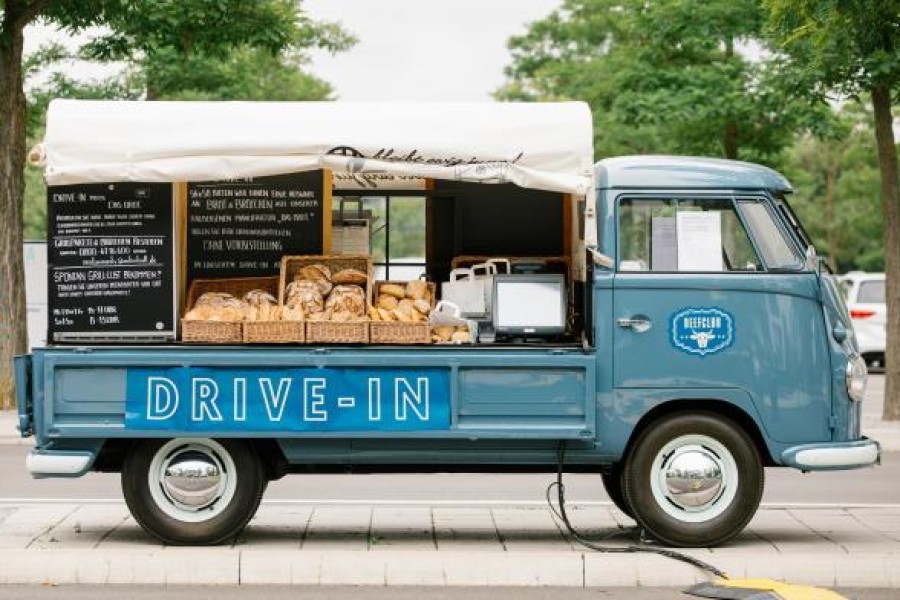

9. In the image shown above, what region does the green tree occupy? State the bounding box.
[497,0,828,162]
[0,0,106,408]
[766,0,900,420]
[783,106,883,272]
[77,0,353,100]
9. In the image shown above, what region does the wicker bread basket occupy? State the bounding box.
[243,320,305,344]
[306,320,369,344]
[279,254,373,306]
[281,255,372,344]
[369,280,435,344]
[181,276,279,344]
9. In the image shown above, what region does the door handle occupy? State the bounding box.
[617,316,652,333]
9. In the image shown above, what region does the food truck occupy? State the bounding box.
[15,100,879,548]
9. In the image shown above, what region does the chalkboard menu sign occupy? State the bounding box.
[187,171,326,280]
[48,182,176,342]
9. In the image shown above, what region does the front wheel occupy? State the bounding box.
[122,438,265,545]
[622,412,763,547]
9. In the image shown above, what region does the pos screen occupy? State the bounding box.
[492,274,566,336]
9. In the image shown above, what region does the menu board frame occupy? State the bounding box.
[47,182,178,343]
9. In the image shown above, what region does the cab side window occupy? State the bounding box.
[618,198,761,272]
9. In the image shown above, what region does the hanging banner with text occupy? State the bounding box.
[47,182,176,341]
[125,367,451,432]
[186,171,326,281]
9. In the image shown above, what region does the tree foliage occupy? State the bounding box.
[783,106,883,272]
[497,0,830,162]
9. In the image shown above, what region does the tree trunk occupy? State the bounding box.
[722,35,738,160]
[724,121,739,160]
[0,8,31,409]
[824,164,838,271]
[872,85,900,421]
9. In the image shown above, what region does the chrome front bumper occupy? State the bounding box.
[781,438,881,471]
[26,450,95,478]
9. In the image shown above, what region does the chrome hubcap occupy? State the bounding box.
[163,453,222,508]
[650,434,738,523]
[149,439,237,523]
[662,447,724,510]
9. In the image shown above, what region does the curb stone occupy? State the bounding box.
[0,549,896,588]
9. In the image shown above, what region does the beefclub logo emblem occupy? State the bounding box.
[669,307,734,357]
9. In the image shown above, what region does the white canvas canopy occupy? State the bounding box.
[37,100,595,195]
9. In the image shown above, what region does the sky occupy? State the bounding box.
[302,0,561,101]
[25,0,562,102]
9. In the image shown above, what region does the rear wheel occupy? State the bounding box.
[601,464,633,518]
[122,438,265,545]
[623,412,763,547]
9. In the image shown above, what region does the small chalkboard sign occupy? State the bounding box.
[47,182,176,342]
[186,171,326,280]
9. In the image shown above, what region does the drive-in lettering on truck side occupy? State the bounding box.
[15,100,879,548]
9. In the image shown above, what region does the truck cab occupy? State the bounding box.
[15,101,879,549]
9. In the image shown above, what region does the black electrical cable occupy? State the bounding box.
[547,441,730,580]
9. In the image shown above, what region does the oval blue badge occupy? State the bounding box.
[670,307,734,357]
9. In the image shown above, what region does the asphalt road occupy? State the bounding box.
[2,585,898,600]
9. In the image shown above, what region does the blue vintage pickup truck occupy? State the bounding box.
[16,101,880,549]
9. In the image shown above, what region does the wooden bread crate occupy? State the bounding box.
[369,280,435,344]
[181,276,279,344]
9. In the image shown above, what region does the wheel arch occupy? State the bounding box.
[622,399,776,467]
[94,437,288,480]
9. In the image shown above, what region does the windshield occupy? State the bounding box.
[739,200,803,270]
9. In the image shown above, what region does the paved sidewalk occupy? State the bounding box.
[0,500,897,587]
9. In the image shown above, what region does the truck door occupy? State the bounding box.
[611,195,832,443]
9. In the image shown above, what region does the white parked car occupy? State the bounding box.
[840,272,886,368]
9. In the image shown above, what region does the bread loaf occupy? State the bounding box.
[413,299,431,315]
[281,305,305,321]
[380,283,406,299]
[406,280,428,300]
[294,264,333,296]
[332,268,368,286]
[451,330,471,343]
[285,280,324,315]
[377,294,399,310]
[185,292,248,322]
[325,285,366,316]
[243,289,278,322]
[296,264,331,281]
[432,325,454,341]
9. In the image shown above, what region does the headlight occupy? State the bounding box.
[845,354,868,402]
